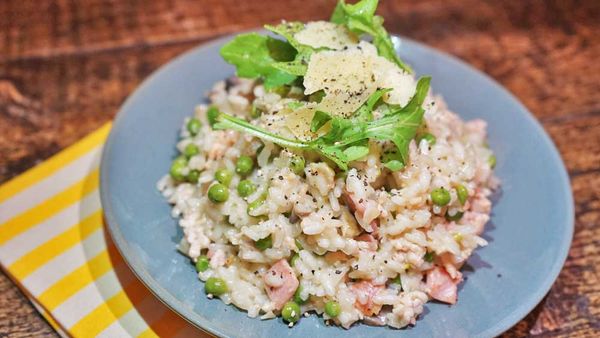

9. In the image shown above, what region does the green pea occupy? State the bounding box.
[236,156,254,176]
[215,168,233,186]
[205,277,227,295]
[170,156,188,181]
[290,155,305,175]
[445,210,464,222]
[195,256,209,272]
[290,253,300,267]
[247,194,267,215]
[455,184,469,205]
[184,143,199,158]
[423,252,435,263]
[208,183,229,203]
[324,301,341,317]
[255,235,272,251]
[430,187,451,206]
[187,169,201,183]
[237,179,256,197]
[187,118,201,136]
[281,301,301,323]
[293,285,307,304]
[419,133,436,146]
[207,106,219,127]
[488,154,497,169]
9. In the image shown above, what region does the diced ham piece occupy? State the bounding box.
[350,280,384,316]
[355,233,378,251]
[343,192,380,233]
[426,266,460,304]
[263,259,299,310]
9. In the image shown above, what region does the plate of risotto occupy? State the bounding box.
[100,0,573,337]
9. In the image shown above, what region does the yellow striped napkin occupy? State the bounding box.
[0,123,209,337]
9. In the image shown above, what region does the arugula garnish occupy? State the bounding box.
[265,22,321,76]
[331,0,412,73]
[220,0,411,89]
[216,0,429,170]
[353,88,392,122]
[213,77,430,170]
[219,33,298,89]
[310,110,332,132]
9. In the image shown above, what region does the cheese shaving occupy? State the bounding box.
[284,104,318,140]
[303,45,377,117]
[294,21,358,50]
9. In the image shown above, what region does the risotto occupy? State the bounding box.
[157,0,498,329]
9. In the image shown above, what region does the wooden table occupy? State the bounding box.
[1,0,598,336]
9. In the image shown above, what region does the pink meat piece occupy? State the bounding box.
[350,280,384,316]
[426,266,460,304]
[263,259,299,310]
[342,191,380,233]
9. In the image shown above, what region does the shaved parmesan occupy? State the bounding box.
[302,39,416,117]
[304,46,377,117]
[284,104,318,140]
[294,21,358,50]
[372,56,416,106]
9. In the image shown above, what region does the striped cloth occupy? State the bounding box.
[0,123,209,337]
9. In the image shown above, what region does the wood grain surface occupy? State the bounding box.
[0,0,599,337]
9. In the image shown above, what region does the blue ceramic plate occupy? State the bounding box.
[100,33,573,338]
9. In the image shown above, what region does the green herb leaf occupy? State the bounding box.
[266,23,312,76]
[331,0,412,73]
[353,88,392,122]
[213,77,430,171]
[220,33,297,89]
[310,110,333,132]
[364,76,430,164]
[213,113,309,150]
[343,145,370,161]
[265,22,306,49]
[287,101,304,110]
[266,36,297,62]
[266,22,327,77]
[384,160,404,171]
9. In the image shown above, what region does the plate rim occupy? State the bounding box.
[100,32,574,338]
